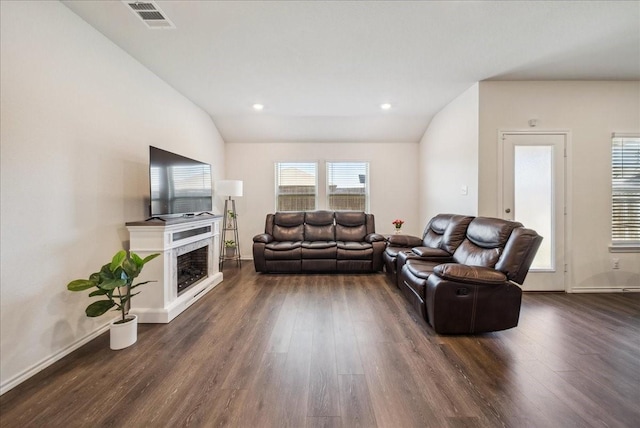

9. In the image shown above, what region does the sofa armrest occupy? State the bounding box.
[386,234,423,247]
[365,233,386,243]
[412,246,451,259]
[432,263,507,285]
[253,233,274,244]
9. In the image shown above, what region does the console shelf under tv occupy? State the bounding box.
[126,215,223,323]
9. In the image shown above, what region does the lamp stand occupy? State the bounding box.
[219,196,241,269]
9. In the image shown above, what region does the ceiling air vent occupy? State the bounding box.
[122,1,176,29]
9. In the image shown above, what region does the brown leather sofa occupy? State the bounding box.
[253,211,386,273]
[383,214,473,286]
[394,216,542,334]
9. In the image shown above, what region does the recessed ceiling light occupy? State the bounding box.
[380,103,392,110]
[252,103,264,111]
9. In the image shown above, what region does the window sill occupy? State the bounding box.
[609,244,640,253]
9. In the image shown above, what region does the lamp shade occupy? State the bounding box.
[215,180,243,197]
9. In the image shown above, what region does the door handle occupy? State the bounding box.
[505,208,511,213]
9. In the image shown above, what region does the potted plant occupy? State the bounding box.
[66,249,160,350]
[392,218,405,234]
[227,210,238,228]
[224,240,237,258]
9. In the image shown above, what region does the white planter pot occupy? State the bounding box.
[110,314,138,350]
[225,247,237,258]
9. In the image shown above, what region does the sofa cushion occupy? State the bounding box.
[275,212,305,226]
[405,259,440,280]
[453,217,522,267]
[273,224,304,242]
[305,224,335,241]
[265,241,302,251]
[335,211,366,226]
[302,241,337,259]
[264,241,302,260]
[305,210,334,225]
[336,241,373,260]
[433,263,507,285]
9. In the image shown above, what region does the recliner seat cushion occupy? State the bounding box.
[301,241,337,259]
[337,241,373,260]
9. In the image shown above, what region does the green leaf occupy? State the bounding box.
[88,288,108,297]
[85,300,115,317]
[99,264,115,282]
[110,250,127,272]
[67,279,96,292]
[130,280,155,289]
[141,253,160,265]
[122,258,139,278]
[131,252,144,268]
[98,278,127,291]
[89,272,101,283]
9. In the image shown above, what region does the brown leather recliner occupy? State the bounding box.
[398,216,542,334]
[383,214,473,287]
[253,211,386,273]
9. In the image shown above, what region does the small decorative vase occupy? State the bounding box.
[110,314,138,350]
[226,247,237,258]
[394,227,402,235]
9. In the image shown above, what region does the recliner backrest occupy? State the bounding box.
[496,227,543,284]
[335,212,367,241]
[422,214,474,253]
[304,211,335,241]
[453,217,522,268]
[272,212,305,242]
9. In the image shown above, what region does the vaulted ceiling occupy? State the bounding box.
[62,1,640,143]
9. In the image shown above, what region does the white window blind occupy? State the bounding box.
[326,162,369,211]
[612,134,640,246]
[275,162,317,211]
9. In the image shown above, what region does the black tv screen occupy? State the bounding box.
[149,146,212,217]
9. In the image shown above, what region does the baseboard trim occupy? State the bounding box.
[0,321,111,396]
[570,287,640,293]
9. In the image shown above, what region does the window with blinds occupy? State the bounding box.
[275,162,317,211]
[612,134,640,246]
[326,162,369,211]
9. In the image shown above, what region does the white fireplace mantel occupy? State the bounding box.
[126,215,223,323]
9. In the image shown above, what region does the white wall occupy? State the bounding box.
[0,1,226,393]
[478,81,640,292]
[225,142,420,255]
[418,83,479,221]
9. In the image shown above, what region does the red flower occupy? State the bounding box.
[392,219,404,227]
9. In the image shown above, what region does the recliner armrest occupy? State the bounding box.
[253,233,274,244]
[412,246,451,259]
[365,233,386,243]
[386,234,424,247]
[432,263,507,285]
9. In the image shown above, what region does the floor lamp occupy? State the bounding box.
[215,180,243,269]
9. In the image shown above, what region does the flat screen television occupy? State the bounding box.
[149,146,212,217]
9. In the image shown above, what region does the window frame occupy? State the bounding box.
[274,161,318,212]
[325,161,370,212]
[610,133,640,252]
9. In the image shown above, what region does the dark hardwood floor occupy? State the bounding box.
[1,264,639,427]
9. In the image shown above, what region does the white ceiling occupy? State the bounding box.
[62,0,640,143]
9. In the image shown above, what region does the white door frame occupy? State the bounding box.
[497,129,573,292]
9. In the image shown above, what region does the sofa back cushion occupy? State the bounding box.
[495,227,543,284]
[304,211,335,241]
[272,212,305,242]
[453,217,522,268]
[422,214,473,254]
[335,212,367,241]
